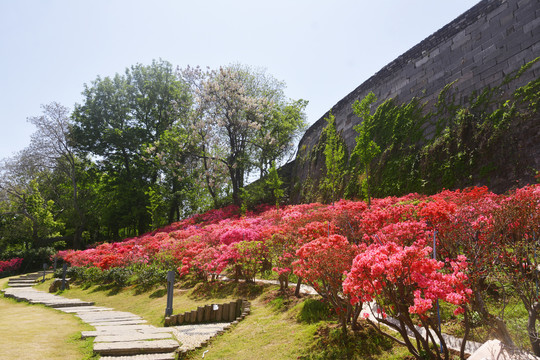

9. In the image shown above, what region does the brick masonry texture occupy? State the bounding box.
[291,0,539,190]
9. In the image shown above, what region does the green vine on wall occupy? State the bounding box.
[297,56,539,202]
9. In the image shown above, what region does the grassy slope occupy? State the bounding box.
[0,275,96,360]
[34,277,413,359]
[186,296,319,360]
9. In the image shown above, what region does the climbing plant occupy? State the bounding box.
[319,113,347,204]
[346,92,380,206]
[297,57,539,203]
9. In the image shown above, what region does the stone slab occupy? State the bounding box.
[99,353,176,360]
[88,320,148,326]
[83,327,176,340]
[59,306,113,313]
[45,300,95,308]
[6,284,34,288]
[468,339,540,360]
[77,310,143,319]
[93,339,179,356]
[91,325,175,334]
[94,332,174,343]
[78,315,144,322]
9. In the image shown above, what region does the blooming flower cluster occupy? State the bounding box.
[57,185,539,330]
[0,257,23,274]
[54,184,540,358]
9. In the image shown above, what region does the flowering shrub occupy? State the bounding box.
[0,257,23,275]
[294,234,360,333]
[343,221,472,359]
[54,184,539,355]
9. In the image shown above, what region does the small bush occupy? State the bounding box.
[297,298,332,323]
[300,323,394,360]
[132,264,168,290]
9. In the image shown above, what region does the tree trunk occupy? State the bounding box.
[474,285,516,348]
[460,309,471,360]
[295,277,303,298]
[69,158,84,250]
[528,303,540,356]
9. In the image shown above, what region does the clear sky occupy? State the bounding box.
[0,0,480,161]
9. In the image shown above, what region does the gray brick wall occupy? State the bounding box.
[294,0,539,159]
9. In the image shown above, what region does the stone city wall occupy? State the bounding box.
[290,0,539,196]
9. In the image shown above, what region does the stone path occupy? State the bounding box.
[172,323,232,354]
[6,272,523,359]
[2,273,238,359]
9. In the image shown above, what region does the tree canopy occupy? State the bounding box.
[0,60,307,253]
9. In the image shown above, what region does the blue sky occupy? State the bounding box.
[0,0,479,160]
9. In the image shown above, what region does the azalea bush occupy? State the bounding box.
[294,234,361,334]
[55,184,540,357]
[0,257,23,276]
[343,221,472,359]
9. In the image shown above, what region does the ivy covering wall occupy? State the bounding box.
[292,57,540,204]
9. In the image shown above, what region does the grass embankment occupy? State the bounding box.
[35,277,412,359]
[0,275,97,360]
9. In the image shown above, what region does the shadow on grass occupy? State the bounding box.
[190,280,265,300]
[83,283,124,296]
[149,288,167,298]
[299,323,394,360]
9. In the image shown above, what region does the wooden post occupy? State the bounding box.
[60,263,68,291]
[236,299,243,317]
[165,271,175,317]
[211,304,218,322]
[197,307,204,322]
[42,263,47,283]
[204,305,211,322]
[222,303,230,321]
[178,313,184,325]
[228,301,236,321]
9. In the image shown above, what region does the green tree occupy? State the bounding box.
[144,124,209,223]
[320,113,347,205]
[26,102,87,248]
[71,59,190,236]
[0,151,63,249]
[349,92,380,206]
[266,161,284,209]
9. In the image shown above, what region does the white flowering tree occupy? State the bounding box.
[178,64,307,206]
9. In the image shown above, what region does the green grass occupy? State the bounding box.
[34,276,415,359]
[0,275,97,360]
[36,279,240,327]
[437,290,531,352]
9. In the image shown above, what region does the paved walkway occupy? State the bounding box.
[1,273,237,359]
[4,272,534,359]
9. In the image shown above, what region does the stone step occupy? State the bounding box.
[17,273,51,280]
[82,327,174,339]
[38,300,95,308]
[94,332,174,343]
[88,320,148,327]
[77,311,144,321]
[99,352,177,360]
[8,279,38,283]
[93,325,175,333]
[93,339,179,356]
[82,316,145,323]
[58,306,114,313]
[7,283,35,288]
